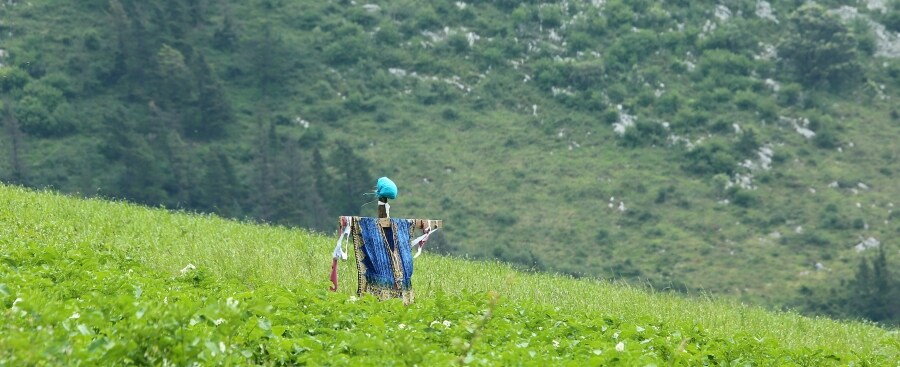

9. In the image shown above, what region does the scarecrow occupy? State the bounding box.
[330,177,442,304]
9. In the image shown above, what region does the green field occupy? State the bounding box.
[2,0,900,322]
[1,185,897,365]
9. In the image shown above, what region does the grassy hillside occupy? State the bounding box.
[1,0,899,318]
[1,185,898,364]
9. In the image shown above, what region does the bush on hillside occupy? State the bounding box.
[620,119,667,148]
[683,141,738,175]
[779,4,861,89]
[729,188,759,208]
[15,96,73,137]
[0,66,30,93]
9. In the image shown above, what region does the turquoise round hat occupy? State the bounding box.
[376,177,398,199]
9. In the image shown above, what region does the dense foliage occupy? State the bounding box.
[1,186,897,365]
[1,0,899,324]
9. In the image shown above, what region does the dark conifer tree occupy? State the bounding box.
[107,0,131,84]
[192,53,233,139]
[328,142,374,216]
[310,148,335,228]
[199,149,242,217]
[213,2,238,51]
[250,117,278,222]
[3,99,28,185]
[149,101,195,207]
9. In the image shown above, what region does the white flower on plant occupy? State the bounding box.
[226,297,239,310]
[615,342,625,352]
[213,318,226,326]
[443,320,452,328]
[552,340,560,348]
[398,323,407,330]
[219,342,226,353]
[180,263,196,274]
[592,349,603,355]
[69,312,80,319]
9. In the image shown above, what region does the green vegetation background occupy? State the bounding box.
[1,186,897,364]
[1,0,899,323]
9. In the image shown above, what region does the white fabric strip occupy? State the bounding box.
[378,201,391,217]
[332,216,351,260]
[413,220,438,258]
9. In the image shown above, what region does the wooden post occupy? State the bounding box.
[378,197,388,218]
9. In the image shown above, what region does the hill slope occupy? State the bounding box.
[0,185,898,364]
[1,0,899,316]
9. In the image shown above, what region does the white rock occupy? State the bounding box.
[755,1,778,23]
[867,0,887,11]
[613,110,636,136]
[714,5,732,21]
[829,6,900,58]
[795,126,816,139]
[388,68,407,77]
[764,78,780,92]
[854,237,881,252]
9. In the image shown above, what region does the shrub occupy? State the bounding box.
[15,96,73,137]
[445,33,470,54]
[0,66,30,92]
[882,9,900,33]
[671,108,709,131]
[779,4,861,88]
[697,50,754,78]
[441,107,459,120]
[735,128,760,155]
[849,17,876,56]
[730,188,759,208]
[538,5,564,28]
[621,119,667,147]
[23,81,65,110]
[733,90,760,110]
[777,83,803,106]
[684,141,738,175]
